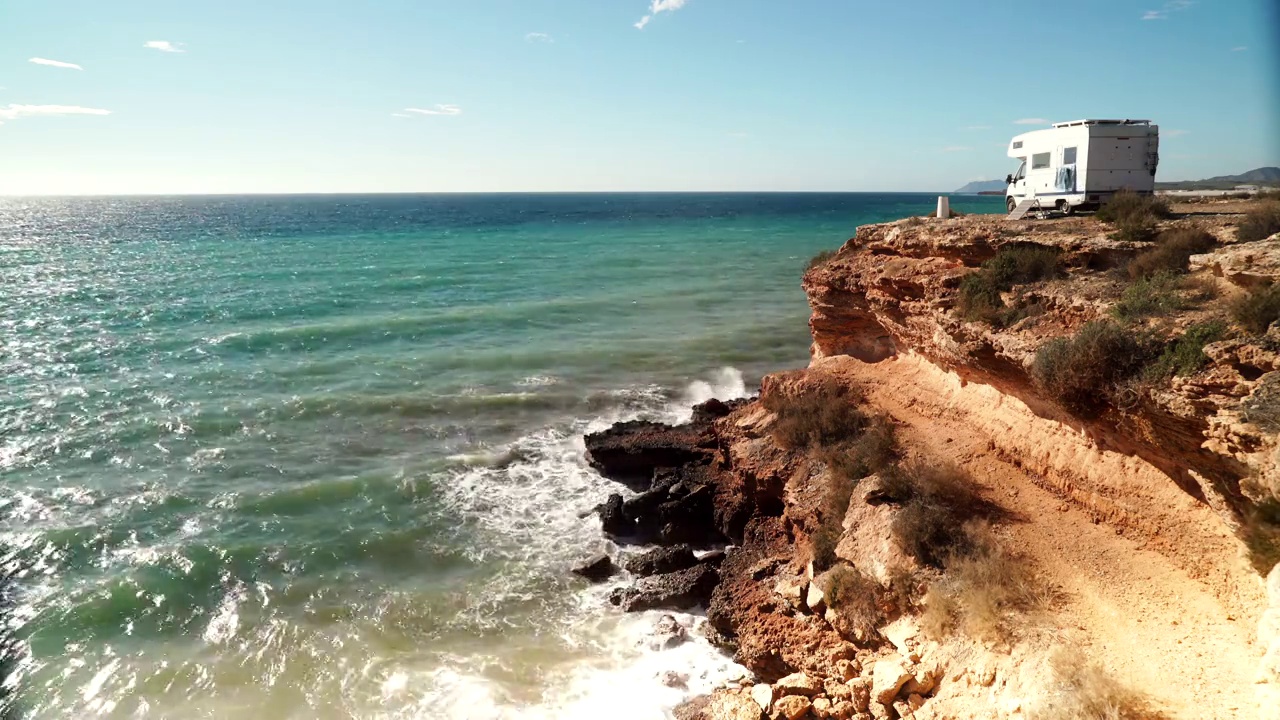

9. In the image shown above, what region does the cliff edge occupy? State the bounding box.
[584,196,1280,720]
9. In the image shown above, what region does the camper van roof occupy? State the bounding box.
[1051,119,1152,128]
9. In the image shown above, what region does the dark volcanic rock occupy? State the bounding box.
[599,494,629,535]
[571,554,616,582]
[609,563,719,612]
[584,420,713,490]
[622,545,699,576]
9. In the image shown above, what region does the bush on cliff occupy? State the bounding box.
[882,460,1004,568]
[763,379,868,451]
[823,565,885,639]
[1111,272,1189,321]
[920,524,1041,641]
[1032,321,1156,416]
[1230,283,1280,334]
[1126,227,1216,280]
[1143,321,1226,379]
[1028,649,1156,720]
[813,416,899,571]
[1236,201,1280,242]
[1097,190,1170,245]
[807,249,837,271]
[1096,190,1171,225]
[958,245,1063,325]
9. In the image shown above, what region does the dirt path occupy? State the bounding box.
[821,354,1267,719]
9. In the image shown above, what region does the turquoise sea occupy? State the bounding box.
[0,193,1002,719]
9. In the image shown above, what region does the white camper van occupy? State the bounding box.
[1005,119,1160,215]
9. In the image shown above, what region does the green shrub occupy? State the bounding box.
[958,246,1062,324]
[1144,322,1226,379]
[1096,189,1171,225]
[1127,227,1216,279]
[1032,321,1156,416]
[763,379,868,450]
[1230,284,1280,334]
[807,249,837,270]
[1112,272,1187,321]
[1237,202,1280,242]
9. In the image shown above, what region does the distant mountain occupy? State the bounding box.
[954,179,1006,194]
[1157,167,1280,190]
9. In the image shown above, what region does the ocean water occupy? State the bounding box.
[0,193,1002,719]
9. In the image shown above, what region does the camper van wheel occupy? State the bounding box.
[1056,200,1074,216]
[1006,197,1017,213]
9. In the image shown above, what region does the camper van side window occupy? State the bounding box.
[1063,147,1077,164]
[1012,141,1023,149]
[1031,152,1051,170]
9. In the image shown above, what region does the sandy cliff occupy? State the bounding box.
[583,199,1280,720]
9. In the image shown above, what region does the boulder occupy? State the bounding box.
[701,690,767,720]
[660,670,690,689]
[571,554,616,582]
[772,695,812,720]
[847,678,872,712]
[774,671,822,697]
[812,697,833,717]
[750,683,774,713]
[805,577,826,614]
[650,614,689,650]
[872,656,913,704]
[623,545,700,576]
[609,563,719,612]
[584,420,712,489]
[599,494,629,535]
[830,700,856,720]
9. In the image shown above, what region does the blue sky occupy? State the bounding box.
[1,0,1276,194]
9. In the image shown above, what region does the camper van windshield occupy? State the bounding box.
[1013,162,1025,182]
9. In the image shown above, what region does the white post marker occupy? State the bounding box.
[937,195,950,219]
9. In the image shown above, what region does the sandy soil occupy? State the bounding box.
[821,353,1268,719]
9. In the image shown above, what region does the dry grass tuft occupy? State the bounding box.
[1126,227,1216,280]
[1230,284,1280,334]
[763,379,868,451]
[1028,648,1163,720]
[823,565,885,639]
[807,249,837,271]
[1236,201,1280,242]
[920,524,1042,641]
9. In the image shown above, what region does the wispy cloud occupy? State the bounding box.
[943,146,972,153]
[391,113,411,118]
[1164,129,1190,138]
[403,105,462,117]
[0,104,111,125]
[29,57,83,70]
[143,40,185,53]
[963,125,991,131]
[635,0,688,30]
[1014,118,1048,125]
[525,32,553,43]
[1232,46,1248,51]
[1143,0,1194,20]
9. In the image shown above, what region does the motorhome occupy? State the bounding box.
[1005,119,1159,215]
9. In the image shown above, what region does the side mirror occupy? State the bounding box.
[1005,174,1013,185]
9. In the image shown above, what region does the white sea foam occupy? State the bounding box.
[422,367,752,719]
